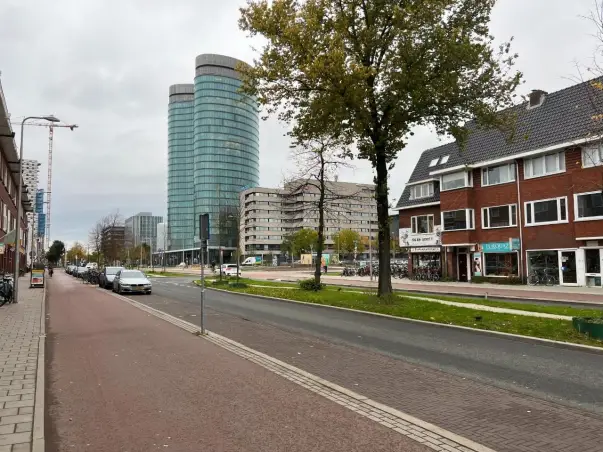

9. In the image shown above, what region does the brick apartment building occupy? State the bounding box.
[0,79,34,272]
[394,78,603,287]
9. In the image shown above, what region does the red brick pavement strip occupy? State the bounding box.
[131,288,603,452]
[45,274,431,452]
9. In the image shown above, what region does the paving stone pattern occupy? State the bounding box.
[115,293,488,452]
[0,280,43,452]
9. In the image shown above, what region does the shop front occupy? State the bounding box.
[526,249,584,286]
[474,239,521,279]
[399,226,442,278]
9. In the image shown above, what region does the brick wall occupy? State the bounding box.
[398,205,441,228]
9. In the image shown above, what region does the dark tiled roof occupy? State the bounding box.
[396,77,603,209]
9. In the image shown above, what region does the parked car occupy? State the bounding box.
[112,269,152,295]
[75,266,88,278]
[223,264,241,277]
[99,266,124,289]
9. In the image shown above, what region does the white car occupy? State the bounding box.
[223,264,241,277]
[112,269,152,295]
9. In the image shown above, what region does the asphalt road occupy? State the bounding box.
[143,276,603,415]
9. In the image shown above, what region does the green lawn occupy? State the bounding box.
[200,282,603,347]
[145,270,195,278]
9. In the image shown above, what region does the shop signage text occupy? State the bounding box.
[399,226,442,248]
[411,247,441,253]
[481,238,520,253]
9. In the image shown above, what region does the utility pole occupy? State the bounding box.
[369,223,373,282]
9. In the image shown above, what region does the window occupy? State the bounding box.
[482,204,517,229]
[442,209,474,231]
[482,163,516,186]
[411,215,434,234]
[409,182,434,200]
[440,155,449,164]
[525,197,568,226]
[575,192,603,220]
[524,151,565,178]
[484,253,519,277]
[429,158,439,167]
[441,171,471,191]
[582,145,603,168]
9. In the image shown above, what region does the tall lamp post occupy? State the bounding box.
[14,115,60,303]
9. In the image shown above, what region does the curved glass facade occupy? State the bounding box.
[193,68,260,248]
[167,85,195,250]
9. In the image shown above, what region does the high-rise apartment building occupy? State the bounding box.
[22,159,40,264]
[240,181,378,258]
[124,212,163,250]
[167,84,194,251]
[166,54,259,263]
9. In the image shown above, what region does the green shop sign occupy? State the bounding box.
[481,239,520,253]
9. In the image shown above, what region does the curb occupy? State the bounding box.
[32,282,46,452]
[108,290,496,452]
[203,285,603,355]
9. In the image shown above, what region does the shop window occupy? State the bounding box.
[482,204,517,229]
[440,171,471,191]
[482,163,516,186]
[525,197,567,226]
[575,192,603,220]
[527,250,560,284]
[442,209,474,231]
[524,151,565,178]
[484,253,518,276]
[585,249,601,274]
[411,215,434,234]
[409,182,434,200]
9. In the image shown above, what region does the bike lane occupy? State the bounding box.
[45,273,428,452]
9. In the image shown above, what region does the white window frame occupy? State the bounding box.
[582,145,603,168]
[524,151,566,179]
[574,191,603,222]
[440,171,472,192]
[524,196,568,227]
[481,204,518,229]
[429,158,439,167]
[409,182,434,200]
[440,155,450,164]
[410,214,434,234]
[481,163,516,187]
[441,209,475,231]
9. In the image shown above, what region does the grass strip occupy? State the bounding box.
[198,282,603,347]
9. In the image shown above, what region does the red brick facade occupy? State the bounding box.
[399,145,603,283]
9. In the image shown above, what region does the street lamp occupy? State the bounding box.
[14,115,60,302]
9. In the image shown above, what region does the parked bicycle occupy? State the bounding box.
[0,274,15,306]
[528,268,558,286]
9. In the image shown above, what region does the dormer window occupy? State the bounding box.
[409,182,434,200]
[440,171,472,191]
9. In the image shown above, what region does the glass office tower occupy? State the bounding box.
[193,54,260,250]
[167,84,195,251]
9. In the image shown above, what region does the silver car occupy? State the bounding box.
[112,269,152,295]
[100,266,124,289]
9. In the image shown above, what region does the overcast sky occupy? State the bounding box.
[0,0,600,249]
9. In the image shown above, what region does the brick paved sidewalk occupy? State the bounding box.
[0,279,44,452]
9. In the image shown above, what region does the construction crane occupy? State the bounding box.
[11,121,78,250]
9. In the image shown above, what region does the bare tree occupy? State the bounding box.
[89,210,123,267]
[284,135,366,286]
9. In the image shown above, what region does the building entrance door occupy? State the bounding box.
[458,253,468,282]
[559,251,577,285]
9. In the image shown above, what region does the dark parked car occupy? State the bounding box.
[99,266,124,289]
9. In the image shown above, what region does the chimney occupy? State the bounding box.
[528,89,547,109]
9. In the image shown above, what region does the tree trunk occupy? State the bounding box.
[375,149,392,296]
[315,183,325,286]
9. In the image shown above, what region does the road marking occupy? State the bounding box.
[109,290,496,452]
